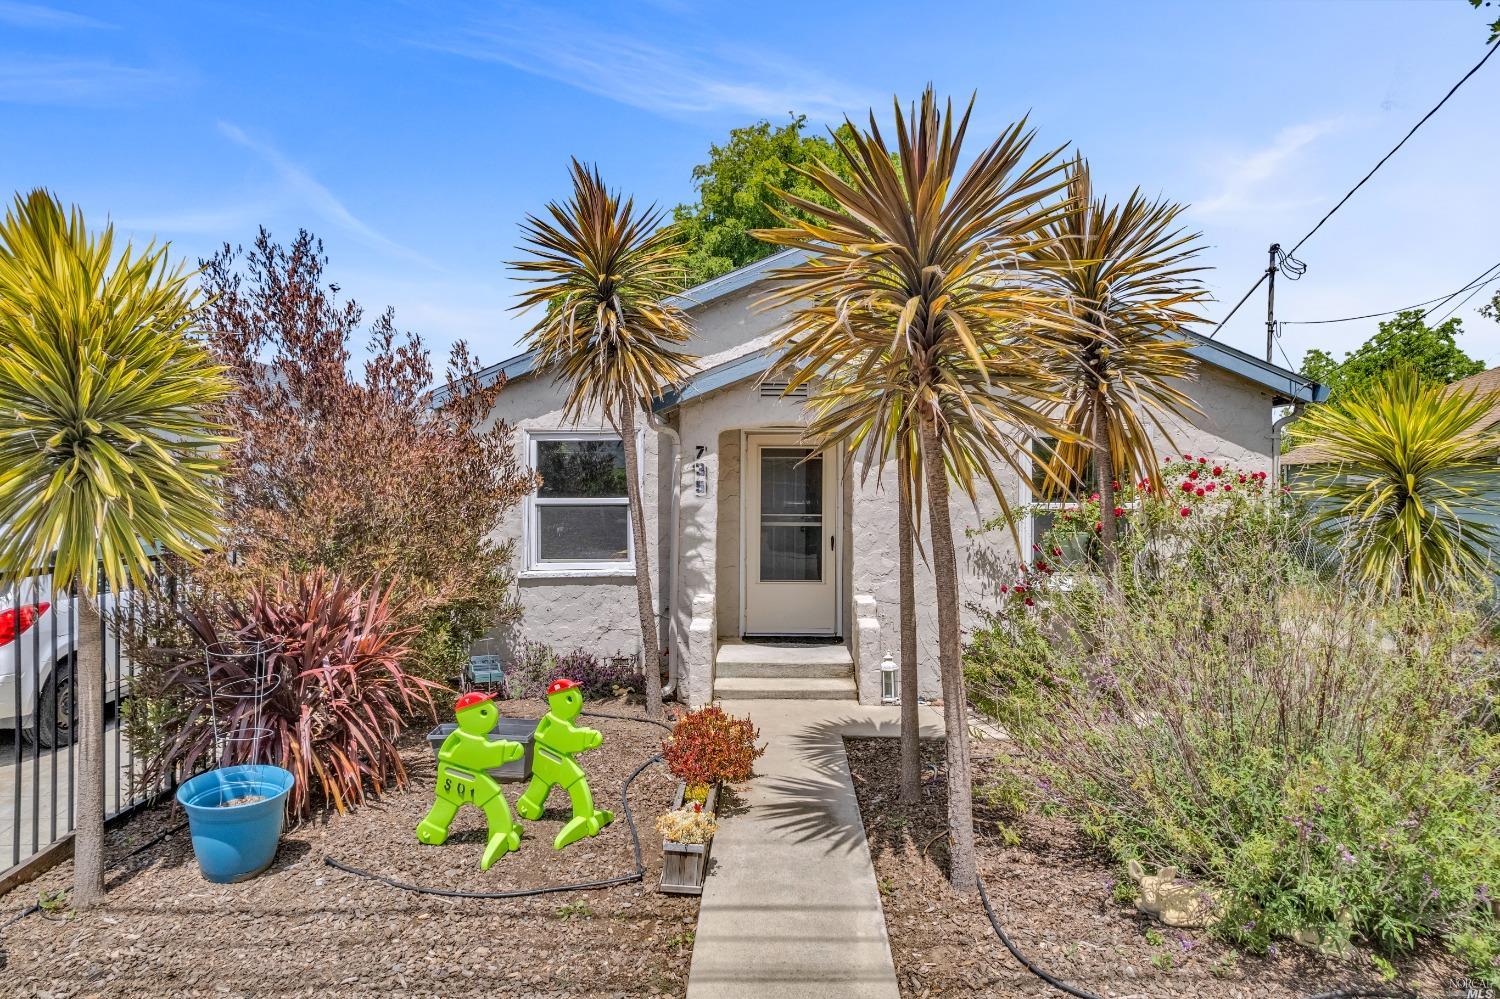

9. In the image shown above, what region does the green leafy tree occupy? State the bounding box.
[1295,366,1500,599]
[1472,0,1499,43]
[1299,309,1484,404]
[0,189,229,909]
[671,116,856,289]
[511,160,696,721]
[756,89,1070,893]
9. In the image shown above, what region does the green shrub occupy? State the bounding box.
[965,455,1500,980]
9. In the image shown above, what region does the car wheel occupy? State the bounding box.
[30,657,76,749]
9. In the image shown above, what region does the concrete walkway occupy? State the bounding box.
[686,700,944,999]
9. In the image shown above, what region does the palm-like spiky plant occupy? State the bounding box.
[1295,366,1500,599]
[0,189,229,909]
[511,161,696,719]
[1024,156,1210,569]
[755,89,1071,893]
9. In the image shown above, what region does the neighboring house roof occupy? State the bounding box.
[1282,365,1500,467]
[431,247,1326,411]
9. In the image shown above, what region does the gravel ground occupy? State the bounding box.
[0,700,698,998]
[846,736,1471,999]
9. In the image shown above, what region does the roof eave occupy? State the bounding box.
[429,249,809,407]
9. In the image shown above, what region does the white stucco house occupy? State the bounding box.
[464,250,1326,706]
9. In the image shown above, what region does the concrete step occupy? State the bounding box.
[713,676,858,701]
[714,640,854,679]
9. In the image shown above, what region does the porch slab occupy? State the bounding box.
[686,700,944,999]
[714,639,854,667]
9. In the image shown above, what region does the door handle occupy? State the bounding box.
[830,534,835,552]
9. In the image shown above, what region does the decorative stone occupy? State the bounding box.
[1126,860,1215,928]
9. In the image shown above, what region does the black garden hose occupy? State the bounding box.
[322,708,676,899]
[324,752,663,899]
[978,877,1419,999]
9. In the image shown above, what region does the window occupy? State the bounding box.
[1024,437,1133,557]
[526,432,633,573]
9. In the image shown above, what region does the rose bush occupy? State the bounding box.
[965,455,1500,981]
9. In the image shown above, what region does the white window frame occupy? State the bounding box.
[1020,443,1138,558]
[522,429,638,577]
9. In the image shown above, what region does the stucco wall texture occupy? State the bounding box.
[480,290,1282,706]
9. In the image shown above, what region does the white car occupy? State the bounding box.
[0,574,131,749]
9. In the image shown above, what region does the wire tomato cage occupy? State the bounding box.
[202,637,283,766]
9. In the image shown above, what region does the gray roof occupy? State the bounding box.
[428,250,807,406]
[654,328,1327,414]
[432,248,1326,410]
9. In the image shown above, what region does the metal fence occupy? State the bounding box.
[2,568,167,872]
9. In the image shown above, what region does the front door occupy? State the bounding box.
[742,433,839,636]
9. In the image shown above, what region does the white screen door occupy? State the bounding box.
[742,433,838,635]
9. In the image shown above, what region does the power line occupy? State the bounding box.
[1207,38,1500,340]
[1279,261,1500,325]
[1285,39,1499,259]
[1431,268,1500,324]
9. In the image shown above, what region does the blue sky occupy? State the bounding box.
[3,0,1497,373]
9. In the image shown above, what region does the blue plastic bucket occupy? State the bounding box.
[176,764,295,883]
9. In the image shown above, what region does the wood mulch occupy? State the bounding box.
[0,699,697,998]
[846,736,1470,999]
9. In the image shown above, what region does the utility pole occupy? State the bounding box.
[1265,242,1279,363]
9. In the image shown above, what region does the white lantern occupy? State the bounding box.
[880,652,899,705]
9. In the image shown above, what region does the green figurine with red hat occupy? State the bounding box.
[416,691,524,869]
[516,678,614,850]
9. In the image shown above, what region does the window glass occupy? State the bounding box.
[536,439,627,498]
[537,505,630,563]
[759,448,823,581]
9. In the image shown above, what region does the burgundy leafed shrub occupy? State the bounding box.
[149,569,440,818]
[661,706,764,788]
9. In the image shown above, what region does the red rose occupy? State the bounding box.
[1195,487,1206,497]
[1183,454,1192,460]
[1013,584,1027,593]
[1198,457,1207,464]
[1212,466,1223,476]
[1189,470,1199,480]
[1050,546,1062,557]
[1224,484,1232,492]
[1204,483,1215,492]
[1238,474,1247,483]
[1035,560,1048,571]
[1113,506,1125,517]
[1180,481,1194,492]
[1024,598,1035,607]
[1180,507,1191,517]
[1000,585,1010,593]
[1089,492,1100,502]
[1094,522,1103,533]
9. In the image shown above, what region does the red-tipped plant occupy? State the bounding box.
[662,706,764,792]
[144,569,440,818]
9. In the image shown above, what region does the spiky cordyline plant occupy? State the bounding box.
[153,570,440,818]
[754,88,1072,893]
[511,160,697,719]
[1296,366,1500,599]
[0,190,229,592]
[0,189,229,911]
[1023,156,1210,569]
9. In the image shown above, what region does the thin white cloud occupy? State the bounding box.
[417,6,872,122]
[216,121,436,268]
[113,203,273,238]
[0,1,112,29]
[0,57,167,105]
[1193,119,1344,219]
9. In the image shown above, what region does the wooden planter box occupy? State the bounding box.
[659,782,719,896]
